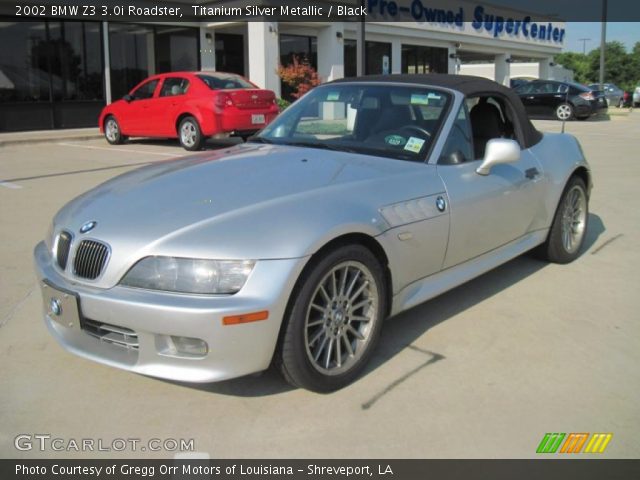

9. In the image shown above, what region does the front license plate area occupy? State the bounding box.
[41,281,81,329]
[251,114,265,125]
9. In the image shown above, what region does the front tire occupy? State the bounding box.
[555,103,574,121]
[104,116,126,145]
[178,116,204,151]
[278,244,387,393]
[542,176,589,264]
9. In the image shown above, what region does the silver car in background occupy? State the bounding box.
[588,83,624,108]
[35,75,592,392]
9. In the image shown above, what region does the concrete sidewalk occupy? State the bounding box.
[0,128,102,147]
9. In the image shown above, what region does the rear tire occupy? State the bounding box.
[555,103,574,121]
[178,116,204,151]
[104,116,126,145]
[541,176,589,264]
[277,244,387,393]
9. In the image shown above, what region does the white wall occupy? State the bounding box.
[247,22,280,96]
[459,62,574,82]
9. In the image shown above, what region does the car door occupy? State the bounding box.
[533,82,564,117]
[149,77,191,136]
[515,82,538,116]
[121,78,160,135]
[436,99,546,269]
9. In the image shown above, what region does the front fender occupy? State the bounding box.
[531,133,591,228]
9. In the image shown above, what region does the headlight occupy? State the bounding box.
[120,256,255,294]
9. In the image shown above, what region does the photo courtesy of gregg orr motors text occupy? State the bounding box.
[14,435,195,453]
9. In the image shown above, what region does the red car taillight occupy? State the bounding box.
[579,92,595,101]
[215,93,234,108]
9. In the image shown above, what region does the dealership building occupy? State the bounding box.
[0,0,566,132]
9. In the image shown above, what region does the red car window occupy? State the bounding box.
[131,79,159,100]
[197,73,254,90]
[159,78,190,97]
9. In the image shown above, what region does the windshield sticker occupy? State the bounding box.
[384,134,407,146]
[427,93,442,100]
[326,91,340,101]
[410,94,429,105]
[404,137,426,153]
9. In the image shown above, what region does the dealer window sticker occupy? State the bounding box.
[404,137,426,153]
[410,94,429,105]
[384,134,407,146]
[326,91,340,101]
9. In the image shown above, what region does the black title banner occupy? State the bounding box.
[3,459,640,480]
[1,0,639,22]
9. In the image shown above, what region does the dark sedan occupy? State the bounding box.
[515,80,607,121]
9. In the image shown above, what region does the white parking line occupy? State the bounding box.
[56,142,180,157]
[0,181,22,189]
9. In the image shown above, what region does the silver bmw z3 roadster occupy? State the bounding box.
[35,75,592,392]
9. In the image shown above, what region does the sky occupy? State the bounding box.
[564,22,640,53]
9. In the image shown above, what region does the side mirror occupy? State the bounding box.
[122,94,133,102]
[476,139,521,175]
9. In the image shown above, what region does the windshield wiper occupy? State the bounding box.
[286,141,358,153]
[246,136,274,144]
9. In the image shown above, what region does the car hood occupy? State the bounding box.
[53,144,432,283]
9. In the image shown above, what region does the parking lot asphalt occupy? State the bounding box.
[1,114,638,459]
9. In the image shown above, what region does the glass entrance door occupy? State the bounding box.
[402,45,448,74]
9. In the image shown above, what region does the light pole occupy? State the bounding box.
[599,0,607,90]
[578,38,591,55]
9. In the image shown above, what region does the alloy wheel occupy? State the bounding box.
[181,122,197,147]
[561,185,587,254]
[304,261,379,376]
[105,119,119,142]
[556,104,572,121]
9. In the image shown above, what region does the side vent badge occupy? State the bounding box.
[436,196,446,212]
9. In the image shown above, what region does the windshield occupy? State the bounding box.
[255,84,452,161]
[197,73,255,90]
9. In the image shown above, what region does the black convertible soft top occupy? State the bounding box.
[330,74,543,149]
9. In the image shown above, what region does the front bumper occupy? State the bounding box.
[34,241,308,383]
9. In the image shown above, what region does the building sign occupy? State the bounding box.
[367,0,566,44]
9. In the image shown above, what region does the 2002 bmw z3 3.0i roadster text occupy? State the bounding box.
[35,74,592,392]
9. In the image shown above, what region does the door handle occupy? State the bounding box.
[525,168,540,180]
[526,96,535,99]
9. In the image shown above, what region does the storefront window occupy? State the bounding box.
[109,23,154,100]
[279,34,317,101]
[279,34,317,68]
[109,23,199,100]
[47,21,103,101]
[344,39,357,78]
[0,18,104,131]
[0,20,49,102]
[366,41,391,75]
[215,33,245,76]
[155,26,199,73]
[344,40,392,76]
[402,45,448,74]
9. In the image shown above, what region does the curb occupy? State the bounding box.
[0,133,102,147]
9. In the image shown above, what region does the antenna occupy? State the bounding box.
[561,86,569,134]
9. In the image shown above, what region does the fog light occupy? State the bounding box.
[156,335,208,358]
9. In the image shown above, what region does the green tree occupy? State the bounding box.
[554,52,590,84]
[556,42,640,91]
[586,41,632,89]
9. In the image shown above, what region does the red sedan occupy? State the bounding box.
[99,72,279,150]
